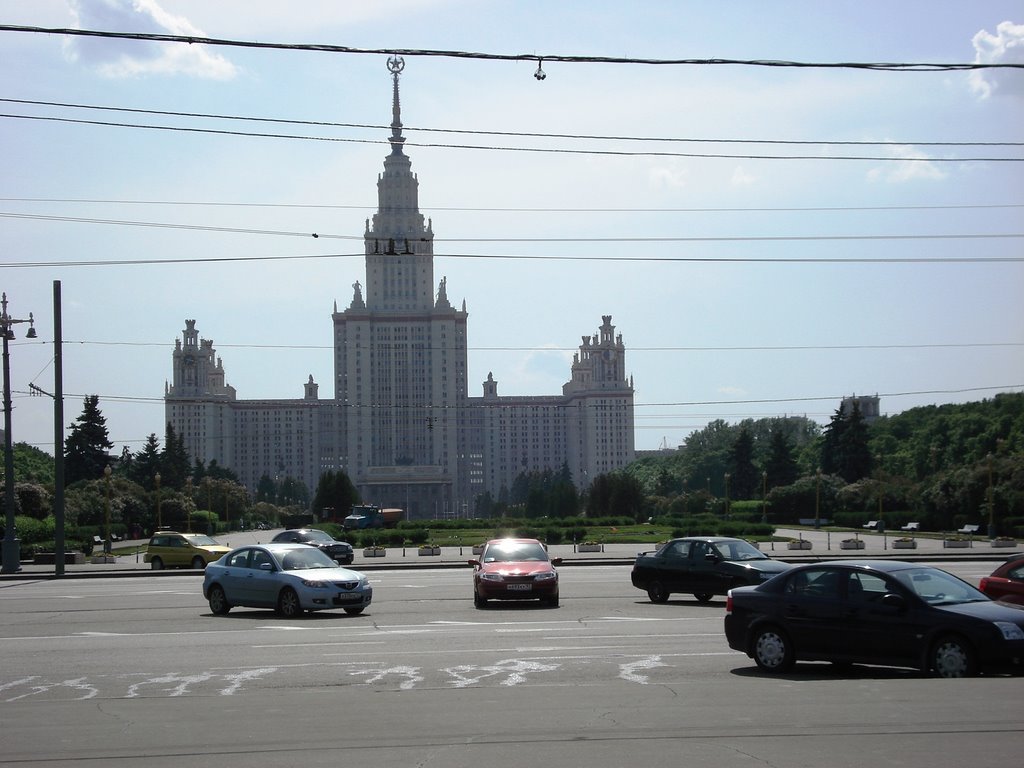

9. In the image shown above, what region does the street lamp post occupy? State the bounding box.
[815,469,822,529]
[154,473,162,531]
[103,465,112,554]
[2,293,36,574]
[987,453,995,539]
[761,471,768,524]
[724,473,731,518]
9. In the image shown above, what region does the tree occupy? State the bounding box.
[765,429,799,489]
[311,471,360,521]
[161,422,191,490]
[839,401,872,482]
[729,427,759,500]
[131,434,162,488]
[64,395,113,486]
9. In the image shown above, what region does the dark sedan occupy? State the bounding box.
[631,536,791,603]
[979,553,1024,605]
[271,528,354,565]
[725,560,1024,677]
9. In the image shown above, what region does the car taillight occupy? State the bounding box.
[725,592,733,614]
[979,577,991,592]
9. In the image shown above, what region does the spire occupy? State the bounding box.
[387,55,406,155]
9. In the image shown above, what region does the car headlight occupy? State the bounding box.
[300,579,331,589]
[481,573,504,582]
[534,571,557,582]
[994,621,1024,641]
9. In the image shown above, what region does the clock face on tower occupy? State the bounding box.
[184,354,195,367]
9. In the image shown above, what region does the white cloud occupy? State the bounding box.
[64,0,238,80]
[730,166,758,187]
[866,144,946,184]
[969,20,1024,99]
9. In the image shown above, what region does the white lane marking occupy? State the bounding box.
[620,655,668,684]
[349,665,423,690]
[443,658,560,688]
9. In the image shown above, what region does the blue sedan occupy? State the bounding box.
[203,542,372,618]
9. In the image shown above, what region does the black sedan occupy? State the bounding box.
[271,528,354,565]
[724,560,1024,677]
[631,536,791,603]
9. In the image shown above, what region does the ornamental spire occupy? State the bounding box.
[387,55,406,155]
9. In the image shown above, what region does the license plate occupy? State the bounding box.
[507,583,533,591]
[336,593,361,602]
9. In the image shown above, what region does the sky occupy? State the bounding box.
[1,0,1022,461]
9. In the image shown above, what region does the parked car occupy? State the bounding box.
[144,531,231,570]
[271,528,354,565]
[724,559,1024,677]
[469,538,562,608]
[979,553,1024,605]
[631,536,791,603]
[202,543,372,618]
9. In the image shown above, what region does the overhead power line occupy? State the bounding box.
[3,197,1024,215]
[2,26,1021,72]
[4,98,1022,149]
[2,211,1024,247]
[5,112,1019,162]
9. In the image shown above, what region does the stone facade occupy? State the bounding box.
[165,59,634,519]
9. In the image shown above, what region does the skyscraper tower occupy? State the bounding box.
[332,56,470,516]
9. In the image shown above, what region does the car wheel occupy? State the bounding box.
[207,584,231,615]
[473,589,488,609]
[752,625,795,673]
[930,634,977,678]
[150,557,164,570]
[343,607,364,616]
[276,587,303,618]
[647,581,670,603]
[191,556,206,570]
[694,592,715,603]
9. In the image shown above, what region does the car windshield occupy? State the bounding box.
[303,530,332,542]
[892,567,989,605]
[188,535,220,547]
[278,548,337,570]
[712,540,768,561]
[483,541,549,563]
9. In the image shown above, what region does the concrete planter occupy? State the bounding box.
[943,539,970,548]
[840,540,866,550]
[418,546,441,556]
[992,539,1017,548]
[90,555,118,564]
[577,543,602,553]
[33,552,87,565]
[787,540,812,550]
[362,548,386,557]
[471,544,484,555]
[892,540,917,549]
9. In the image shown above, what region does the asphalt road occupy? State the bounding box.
[0,561,1020,767]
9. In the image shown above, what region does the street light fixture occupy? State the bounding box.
[2,293,36,574]
[815,469,822,529]
[724,473,731,519]
[761,471,768,524]
[154,472,162,531]
[103,465,112,554]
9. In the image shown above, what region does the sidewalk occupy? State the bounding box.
[2,529,1018,580]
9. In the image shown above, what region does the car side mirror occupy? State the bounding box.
[880,593,906,610]
[551,557,563,566]
[468,559,481,567]
[705,552,721,562]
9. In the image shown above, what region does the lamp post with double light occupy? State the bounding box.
[103,465,112,554]
[2,293,37,574]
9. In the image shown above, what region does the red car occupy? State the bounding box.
[469,538,562,608]
[979,554,1024,605]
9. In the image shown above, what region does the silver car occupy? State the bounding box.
[202,542,372,618]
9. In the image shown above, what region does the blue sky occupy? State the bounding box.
[1,0,1022,458]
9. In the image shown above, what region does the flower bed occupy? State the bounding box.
[471,544,484,555]
[840,539,866,550]
[418,546,441,556]
[577,543,602,552]
[943,539,970,548]
[90,554,117,564]
[892,538,917,549]
[362,547,386,557]
[787,540,812,550]
[992,538,1017,548]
